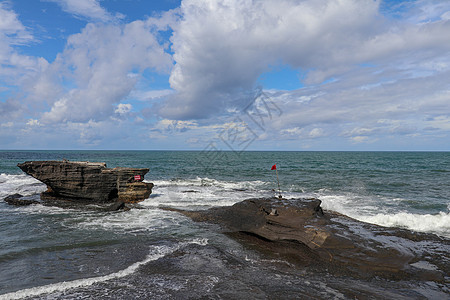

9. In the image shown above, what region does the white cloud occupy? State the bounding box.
[40,21,173,124]
[160,0,450,122]
[161,0,385,119]
[255,65,450,147]
[442,11,450,20]
[154,119,198,133]
[401,0,450,23]
[351,136,371,143]
[26,119,40,126]
[2,0,450,150]
[309,128,324,138]
[47,0,122,22]
[0,2,33,43]
[281,127,303,137]
[128,89,174,101]
[115,103,132,115]
[0,3,43,84]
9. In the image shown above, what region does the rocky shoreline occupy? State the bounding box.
[4,162,449,291]
[164,197,449,284]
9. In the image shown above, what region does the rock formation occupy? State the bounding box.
[165,197,448,282]
[3,194,40,206]
[17,160,153,203]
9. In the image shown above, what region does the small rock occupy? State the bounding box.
[4,194,39,206]
[106,201,129,211]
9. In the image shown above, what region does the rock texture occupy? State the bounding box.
[17,160,153,203]
[3,193,40,206]
[166,197,448,282]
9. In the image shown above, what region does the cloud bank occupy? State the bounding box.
[163,0,450,119]
[1,0,449,150]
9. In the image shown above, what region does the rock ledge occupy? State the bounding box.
[166,197,448,282]
[18,160,153,203]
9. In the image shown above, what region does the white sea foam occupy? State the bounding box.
[410,261,439,271]
[0,239,205,300]
[0,173,46,199]
[150,177,267,191]
[320,193,450,238]
[146,177,272,210]
[76,208,186,234]
[360,211,450,238]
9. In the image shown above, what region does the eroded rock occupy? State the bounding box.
[165,197,448,282]
[17,160,153,203]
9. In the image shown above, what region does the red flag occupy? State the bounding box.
[271,164,277,170]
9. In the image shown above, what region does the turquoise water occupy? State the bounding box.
[0,151,449,298]
[2,150,448,214]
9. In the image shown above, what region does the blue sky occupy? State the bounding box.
[1,0,449,150]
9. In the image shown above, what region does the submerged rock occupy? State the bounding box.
[166,197,448,282]
[106,201,130,211]
[17,160,153,203]
[3,193,40,206]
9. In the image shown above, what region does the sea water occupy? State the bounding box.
[0,150,449,298]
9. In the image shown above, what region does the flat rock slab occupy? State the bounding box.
[18,160,153,203]
[165,197,449,282]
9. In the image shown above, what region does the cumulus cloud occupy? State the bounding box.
[154,119,199,133]
[26,119,41,127]
[40,21,173,124]
[2,0,449,150]
[161,0,384,119]
[0,3,43,83]
[161,0,450,123]
[115,103,132,115]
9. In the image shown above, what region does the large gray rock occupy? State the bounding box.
[17,160,153,203]
[166,197,448,282]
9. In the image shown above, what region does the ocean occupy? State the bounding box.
[0,150,449,299]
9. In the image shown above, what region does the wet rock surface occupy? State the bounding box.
[166,197,450,283]
[17,160,153,203]
[3,193,40,206]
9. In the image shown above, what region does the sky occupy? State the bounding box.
[0,0,449,151]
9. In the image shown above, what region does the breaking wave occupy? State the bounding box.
[359,211,450,238]
[0,173,46,199]
[319,193,450,238]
